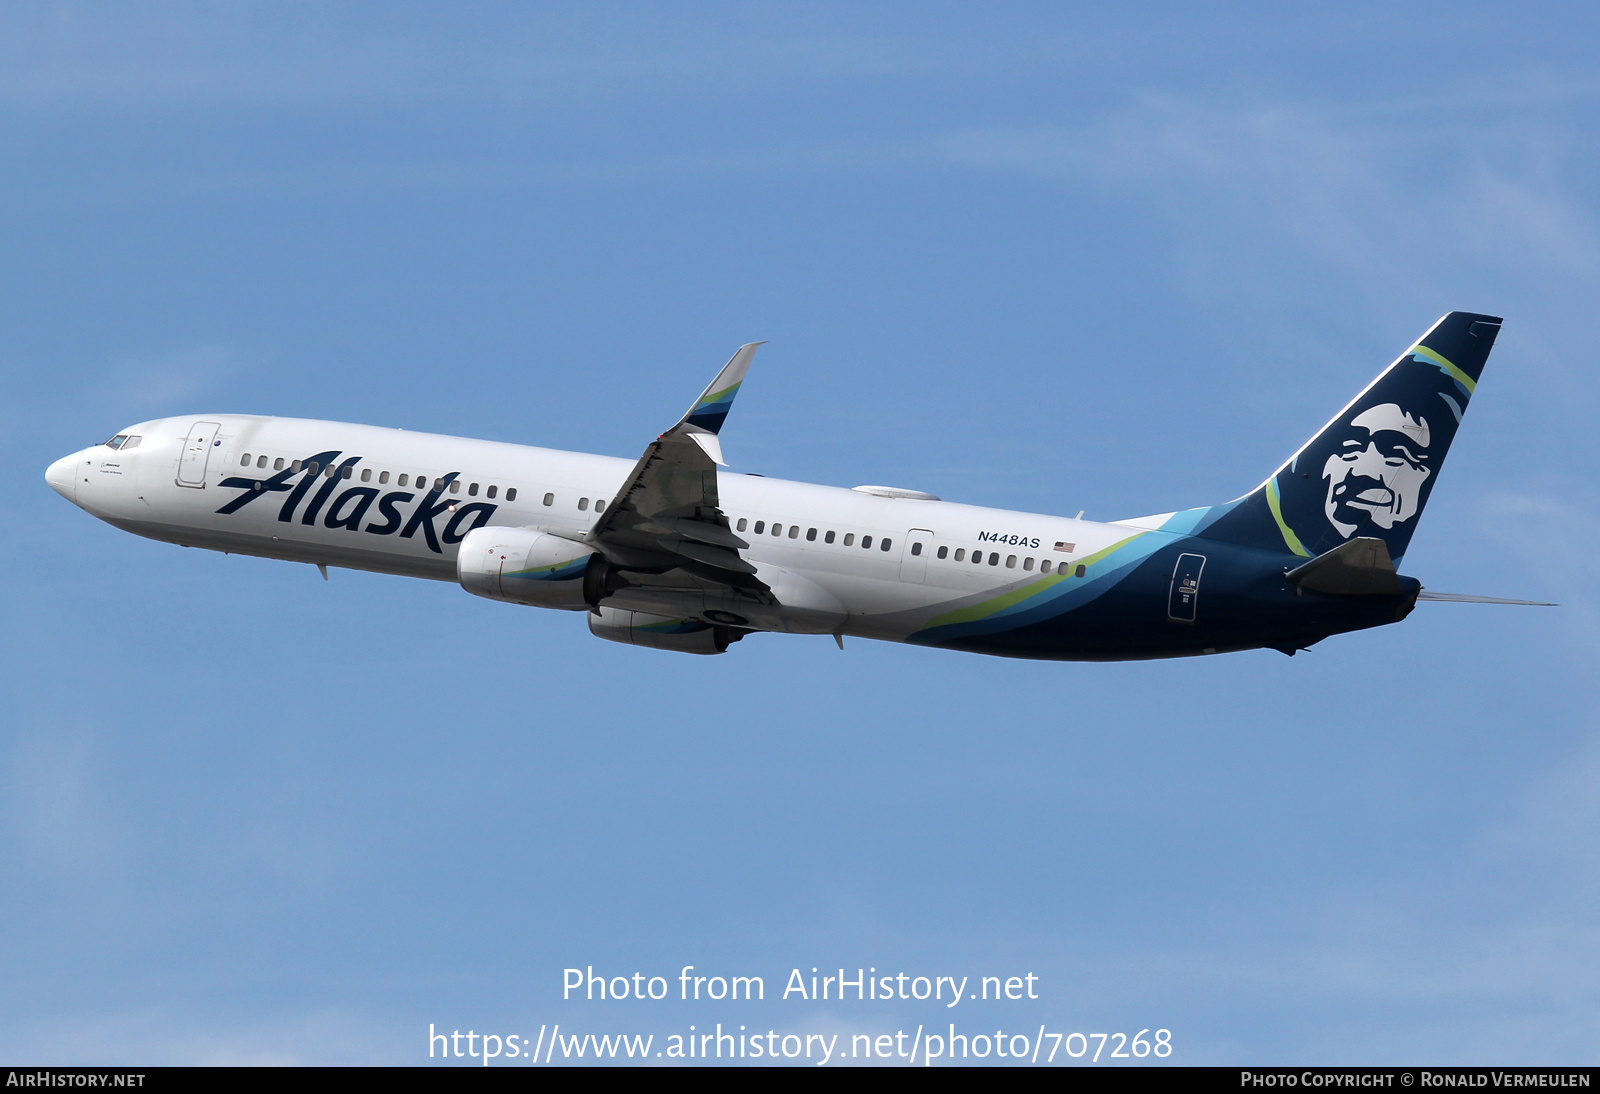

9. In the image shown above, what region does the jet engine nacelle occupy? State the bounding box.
[457,526,597,610]
[587,606,742,655]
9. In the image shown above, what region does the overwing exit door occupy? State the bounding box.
[177,421,221,488]
[901,529,935,583]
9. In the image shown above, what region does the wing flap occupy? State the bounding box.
[658,516,750,550]
[671,539,759,574]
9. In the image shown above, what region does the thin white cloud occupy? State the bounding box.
[1,1006,404,1065]
[104,343,247,418]
[4,720,120,872]
[932,94,1600,306]
[0,5,1077,112]
[1476,491,1598,639]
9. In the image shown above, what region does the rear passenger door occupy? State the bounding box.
[1167,552,1206,623]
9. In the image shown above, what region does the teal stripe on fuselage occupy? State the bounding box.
[1157,506,1216,535]
[909,531,1176,645]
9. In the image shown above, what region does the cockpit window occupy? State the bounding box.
[104,435,128,449]
[120,435,141,450]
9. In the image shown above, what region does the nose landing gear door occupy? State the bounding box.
[177,421,221,488]
[1167,552,1206,624]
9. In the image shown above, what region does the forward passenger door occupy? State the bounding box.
[176,421,220,488]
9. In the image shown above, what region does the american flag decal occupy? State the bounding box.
[1054,541,1075,552]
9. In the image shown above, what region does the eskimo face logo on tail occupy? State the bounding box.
[215,451,496,553]
[1321,404,1431,537]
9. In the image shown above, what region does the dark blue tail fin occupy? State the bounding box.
[1199,311,1501,565]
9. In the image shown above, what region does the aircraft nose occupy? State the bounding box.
[45,452,79,503]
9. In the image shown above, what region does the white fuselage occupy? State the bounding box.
[48,414,1161,642]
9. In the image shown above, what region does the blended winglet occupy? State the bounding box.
[677,342,764,437]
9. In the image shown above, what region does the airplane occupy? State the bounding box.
[44,310,1549,659]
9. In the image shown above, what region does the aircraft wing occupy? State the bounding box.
[585,342,771,595]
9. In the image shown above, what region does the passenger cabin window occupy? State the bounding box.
[506,488,518,501]
[304,462,319,477]
[449,480,460,494]
[1006,555,1017,568]
[825,531,836,544]
[737,518,748,531]
[843,533,854,546]
[882,539,892,551]
[954,548,965,561]
[754,521,765,534]
[415,476,426,489]
[543,492,553,506]
[937,546,948,559]
[788,525,799,539]
[274,458,285,471]
[292,460,304,473]
[257,455,267,468]
[487,485,497,499]
[861,535,873,549]
[596,499,606,512]
[468,483,478,496]
[989,553,1000,566]
[806,528,817,541]
[1040,560,1052,573]
[1023,557,1034,570]
[240,453,251,466]
[379,471,390,484]
[361,468,372,482]
[911,543,922,556]
[1075,564,1087,577]
[771,523,782,536]
[578,497,589,511]
[340,465,353,479]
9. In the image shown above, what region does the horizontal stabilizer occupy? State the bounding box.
[1286,536,1401,595]
[853,485,941,501]
[1417,591,1556,606]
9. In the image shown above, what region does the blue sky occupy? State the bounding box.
[3,3,1597,1065]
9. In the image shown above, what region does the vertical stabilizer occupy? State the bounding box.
[1199,311,1501,564]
